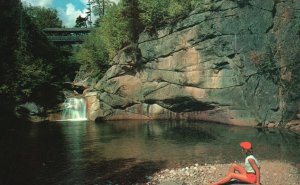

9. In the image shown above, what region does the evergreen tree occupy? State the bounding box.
[122,0,143,43]
[75,15,88,28]
[90,0,114,21]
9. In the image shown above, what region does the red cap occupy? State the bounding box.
[240,141,252,150]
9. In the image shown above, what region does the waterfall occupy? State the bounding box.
[61,97,87,121]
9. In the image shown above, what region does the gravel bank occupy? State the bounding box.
[146,160,299,185]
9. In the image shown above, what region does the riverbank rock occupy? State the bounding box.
[147,161,299,185]
[285,120,300,133]
[15,102,47,122]
[77,0,300,127]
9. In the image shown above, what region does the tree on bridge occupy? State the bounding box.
[75,15,88,28]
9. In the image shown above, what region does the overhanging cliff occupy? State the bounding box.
[77,0,300,127]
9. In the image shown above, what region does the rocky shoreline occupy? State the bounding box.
[146,160,299,185]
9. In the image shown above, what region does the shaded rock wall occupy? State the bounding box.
[79,0,300,126]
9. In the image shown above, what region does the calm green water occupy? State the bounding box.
[0,120,299,185]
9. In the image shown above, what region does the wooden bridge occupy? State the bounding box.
[43,28,92,44]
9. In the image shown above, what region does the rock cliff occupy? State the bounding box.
[77,0,300,127]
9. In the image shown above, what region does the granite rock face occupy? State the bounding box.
[80,0,300,126]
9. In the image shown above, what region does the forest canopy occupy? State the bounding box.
[0,0,77,115]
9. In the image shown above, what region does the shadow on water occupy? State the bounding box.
[82,158,166,185]
[0,121,167,185]
[0,121,68,185]
[36,157,166,185]
[161,121,218,144]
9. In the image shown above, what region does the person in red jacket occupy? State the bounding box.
[209,141,261,185]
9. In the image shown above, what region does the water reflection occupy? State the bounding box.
[161,121,218,144]
[0,120,299,185]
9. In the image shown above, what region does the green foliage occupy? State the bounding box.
[138,0,168,30]
[139,0,195,31]
[75,29,109,71]
[75,15,88,28]
[76,3,131,71]
[100,4,131,58]
[76,1,143,79]
[76,0,196,79]
[168,0,186,17]
[75,27,110,79]
[11,12,54,100]
[16,59,52,98]
[23,5,62,29]
[0,0,20,94]
[78,0,197,64]
[90,0,114,17]
[122,0,143,42]
[0,1,74,110]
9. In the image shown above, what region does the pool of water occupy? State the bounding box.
[0,120,299,185]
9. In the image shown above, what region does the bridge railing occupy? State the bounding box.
[46,35,86,43]
[43,28,92,33]
[43,28,92,44]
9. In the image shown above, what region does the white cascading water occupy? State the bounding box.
[61,97,87,121]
